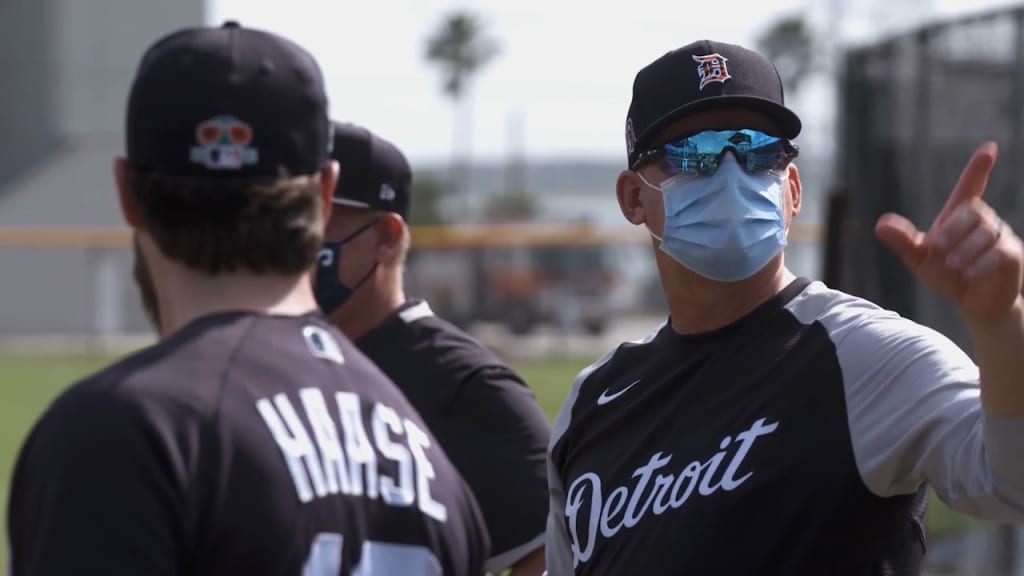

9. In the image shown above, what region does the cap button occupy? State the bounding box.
[222,20,241,29]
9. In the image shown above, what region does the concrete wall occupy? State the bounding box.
[0,0,59,195]
[0,0,205,337]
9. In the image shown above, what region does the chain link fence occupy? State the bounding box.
[832,6,1024,574]
[836,6,1024,341]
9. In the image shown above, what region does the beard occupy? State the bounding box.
[132,236,161,333]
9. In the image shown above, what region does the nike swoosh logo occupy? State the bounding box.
[597,379,641,405]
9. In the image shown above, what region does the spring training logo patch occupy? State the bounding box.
[190,115,259,170]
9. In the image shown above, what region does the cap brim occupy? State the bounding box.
[633,96,802,164]
[332,198,372,209]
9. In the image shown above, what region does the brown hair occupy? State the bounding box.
[129,170,324,275]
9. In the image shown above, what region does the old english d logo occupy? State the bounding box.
[693,53,731,91]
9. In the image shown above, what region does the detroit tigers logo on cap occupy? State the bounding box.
[189,115,260,170]
[693,53,731,91]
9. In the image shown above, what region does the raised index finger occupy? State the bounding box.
[930,142,998,232]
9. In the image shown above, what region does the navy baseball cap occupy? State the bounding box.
[625,39,802,168]
[126,21,332,178]
[329,121,412,219]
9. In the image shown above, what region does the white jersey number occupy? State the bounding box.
[303,533,442,576]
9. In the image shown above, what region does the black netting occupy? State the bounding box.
[835,8,1024,352]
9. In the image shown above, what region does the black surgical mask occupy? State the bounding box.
[313,217,379,315]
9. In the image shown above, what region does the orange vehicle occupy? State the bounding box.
[404,223,650,335]
[404,221,823,335]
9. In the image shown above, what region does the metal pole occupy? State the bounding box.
[1010,7,1024,222]
[1014,523,1024,576]
[91,248,121,354]
[908,28,932,322]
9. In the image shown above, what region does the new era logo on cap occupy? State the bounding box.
[126,21,331,178]
[330,121,412,219]
[624,39,802,168]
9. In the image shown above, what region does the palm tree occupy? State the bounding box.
[756,15,816,96]
[424,10,500,216]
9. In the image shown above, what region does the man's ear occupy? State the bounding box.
[320,160,340,224]
[616,169,648,226]
[114,157,143,229]
[376,213,406,263]
[786,163,802,218]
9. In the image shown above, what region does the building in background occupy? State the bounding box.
[0,0,206,337]
[0,0,915,339]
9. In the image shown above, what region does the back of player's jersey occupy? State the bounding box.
[8,311,489,576]
[192,312,490,575]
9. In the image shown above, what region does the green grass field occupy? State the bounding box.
[0,351,981,568]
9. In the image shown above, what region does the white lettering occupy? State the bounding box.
[372,404,415,507]
[649,473,675,515]
[257,394,325,503]
[405,418,448,523]
[670,460,703,508]
[564,418,780,567]
[599,486,628,537]
[698,436,731,495]
[565,472,600,567]
[624,451,671,528]
[720,418,779,489]
[301,388,353,495]
[256,391,450,526]
[337,392,379,499]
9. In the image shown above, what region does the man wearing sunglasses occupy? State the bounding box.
[544,40,1024,575]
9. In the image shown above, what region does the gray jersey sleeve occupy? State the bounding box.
[545,365,591,576]
[545,326,662,576]
[787,282,1024,522]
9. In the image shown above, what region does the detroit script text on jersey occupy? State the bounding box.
[546,278,1024,575]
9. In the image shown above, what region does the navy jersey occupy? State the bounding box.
[357,300,551,573]
[7,311,489,575]
[546,278,1024,575]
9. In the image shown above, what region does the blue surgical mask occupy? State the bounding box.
[642,153,788,282]
[313,217,379,315]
